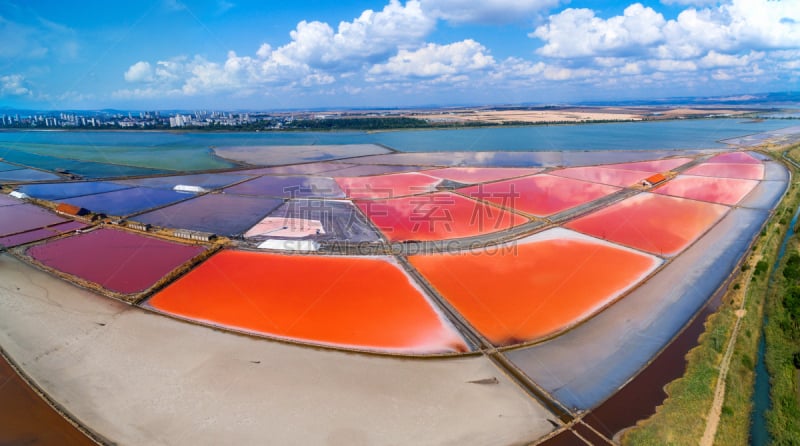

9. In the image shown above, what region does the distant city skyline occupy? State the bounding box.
[1,0,798,110]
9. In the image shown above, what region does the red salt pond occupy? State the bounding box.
[565,193,729,256]
[653,175,759,206]
[550,166,653,187]
[683,162,765,180]
[356,192,528,242]
[0,355,96,446]
[459,174,619,217]
[602,157,692,172]
[409,228,660,346]
[27,228,205,294]
[422,167,540,184]
[707,151,761,164]
[148,250,467,353]
[335,172,441,199]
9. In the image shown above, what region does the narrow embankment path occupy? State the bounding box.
[700,254,760,446]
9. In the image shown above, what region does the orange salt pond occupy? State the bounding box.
[148,250,468,353]
[653,175,759,205]
[565,193,729,256]
[356,192,528,242]
[459,174,619,217]
[683,162,765,180]
[409,228,660,346]
[335,172,441,199]
[550,166,653,187]
[423,167,540,184]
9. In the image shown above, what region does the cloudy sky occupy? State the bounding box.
[1,0,798,110]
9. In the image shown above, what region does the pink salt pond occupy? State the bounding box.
[335,172,441,199]
[550,166,654,187]
[602,157,692,172]
[356,192,528,242]
[458,174,619,217]
[683,163,765,180]
[422,167,540,184]
[653,175,759,206]
[707,152,761,164]
[565,193,729,256]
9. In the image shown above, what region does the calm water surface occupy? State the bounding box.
[0,119,791,150]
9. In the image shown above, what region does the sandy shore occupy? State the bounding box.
[417,110,642,123]
[410,107,753,124]
[0,254,554,445]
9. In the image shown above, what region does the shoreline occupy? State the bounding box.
[0,113,785,135]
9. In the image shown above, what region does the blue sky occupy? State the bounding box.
[1,0,798,110]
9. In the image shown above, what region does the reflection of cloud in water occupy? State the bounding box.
[225,175,344,198]
[460,174,619,217]
[214,144,390,166]
[473,152,496,164]
[654,175,757,206]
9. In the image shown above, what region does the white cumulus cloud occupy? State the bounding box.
[525,0,800,91]
[113,0,799,104]
[660,0,719,5]
[124,61,154,82]
[490,57,599,83]
[369,39,494,79]
[535,0,800,60]
[273,0,434,70]
[118,0,439,99]
[421,0,562,24]
[533,4,666,58]
[0,74,31,96]
[699,50,763,68]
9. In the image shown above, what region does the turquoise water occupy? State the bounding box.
[751,203,800,444]
[0,119,793,150]
[0,118,794,173]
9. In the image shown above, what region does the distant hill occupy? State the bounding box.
[577,91,800,107]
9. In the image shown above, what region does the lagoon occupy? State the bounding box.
[0,119,794,173]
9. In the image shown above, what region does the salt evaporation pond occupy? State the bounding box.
[566,193,729,256]
[549,166,655,187]
[224,175,344,198]
[60,187,194,216]
[18,181,132,200]
[336,172,441,199]
[133,193,283,236]
[27,228,205,294]
[147,250,468,353]
[459,174,619,217]
[356,192,528,242]
[410,228,661,345]
[654,175,759,205]
[0,127,795,445]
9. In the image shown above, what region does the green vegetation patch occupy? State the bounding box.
[765,237,800,445]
